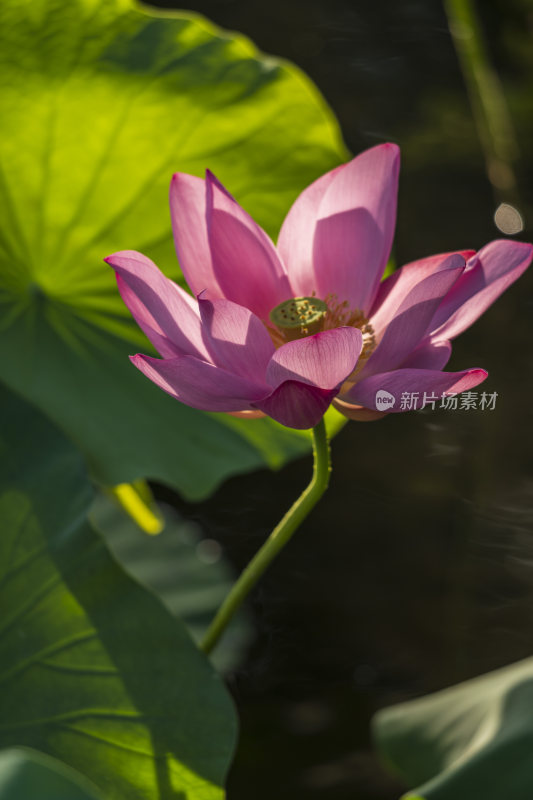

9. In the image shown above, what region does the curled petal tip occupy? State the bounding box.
[169,171,200,191]
[513,240,533,260]
[205,168,221,186]
[205,168,231,197]
[103,253,124,267]
[373,141,400,162]
[383,141,400,153]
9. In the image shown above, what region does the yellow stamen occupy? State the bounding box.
[323,293,376,366]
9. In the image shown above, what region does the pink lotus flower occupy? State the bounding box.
[106,144,532,428]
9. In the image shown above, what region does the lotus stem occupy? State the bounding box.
[200,418,331,655]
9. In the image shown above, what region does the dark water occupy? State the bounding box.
[150,1,533,797]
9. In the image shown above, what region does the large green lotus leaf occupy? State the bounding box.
[0,383,237,800]
[373,656,533,800]
[91,493,251,674]
[0,748,103,800]
[0,0,348,500]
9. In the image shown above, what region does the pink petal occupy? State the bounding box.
[400,338,452,370]
[105,250,210,360]
[277,164,343,297]
[362,264,464,376]
[198,297,275,383]
[341,367,488,413]
[169,173,222,298]
[130,353,269,412]
[312,143,400,313]
[205,170,292,320]
[430,240,533,339]
[131,350,337,429]
[266,327,363,390]
[369,251,472,335]
[254,381,337,429]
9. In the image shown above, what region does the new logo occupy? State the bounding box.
[375,390,395,411]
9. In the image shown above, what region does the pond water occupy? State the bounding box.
[151,1,533,797]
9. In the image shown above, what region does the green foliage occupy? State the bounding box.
[91,493,251,673]
[0,749,104,800]
[0,383,237,799]
[373,656,533,800]
[0,0,348,500]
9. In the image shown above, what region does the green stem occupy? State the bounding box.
[200,418,331,655]
[444,0,520,199]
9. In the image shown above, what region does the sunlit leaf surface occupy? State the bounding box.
[0,384,237,799]
[0,0,348,499]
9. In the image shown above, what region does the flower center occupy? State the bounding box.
[269,296,328,342]
[267,294,376,373]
